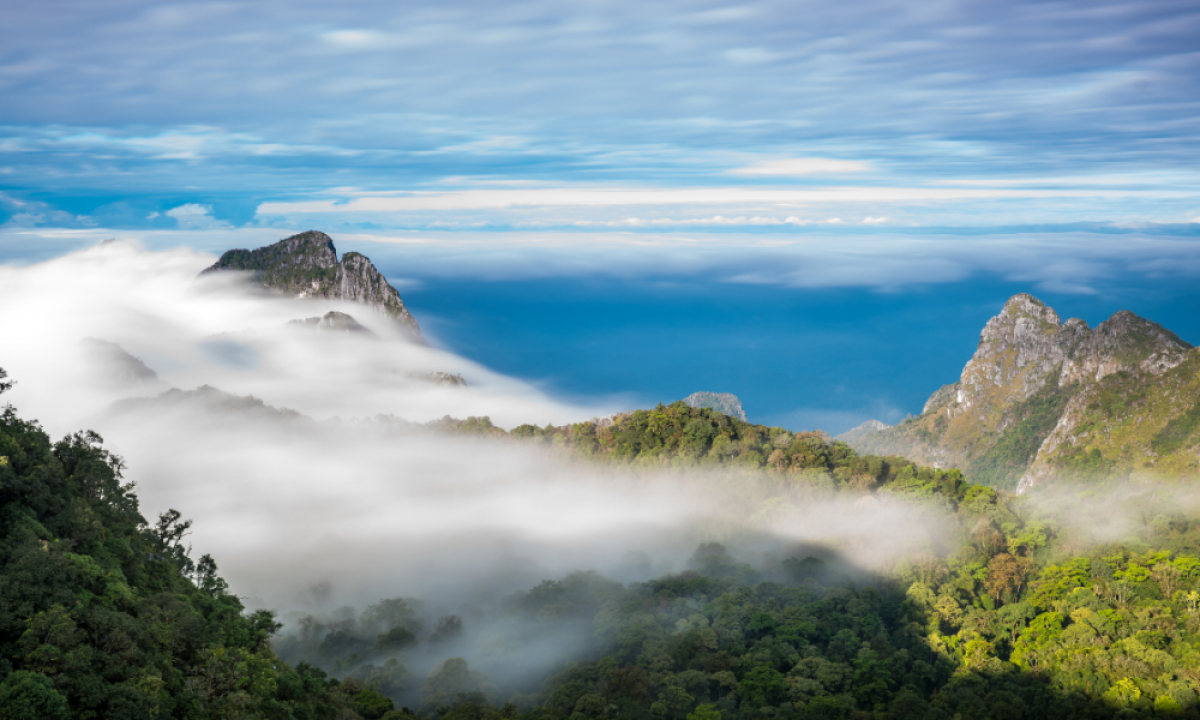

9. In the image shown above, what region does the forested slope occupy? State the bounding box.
[0,369,404,719]
[297,402,1200,719]
[8,370,1200,719]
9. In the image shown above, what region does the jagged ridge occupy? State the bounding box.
[201,230,422,339]
[844,293,1198,491]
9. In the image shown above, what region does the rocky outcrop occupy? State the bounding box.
[289,311,372,334]
[844,293,1195,492]
[201,231,422,340]
[682,391,748,421]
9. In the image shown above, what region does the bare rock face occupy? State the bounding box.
[929,294,1189,425]
[201,231,422,341]
[845,293,1194,492]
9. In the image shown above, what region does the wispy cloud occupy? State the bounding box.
[2,0,1199,230]
[729,158,873,176]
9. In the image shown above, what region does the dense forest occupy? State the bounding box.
[6,379,1200,718]
[0,368,398,719]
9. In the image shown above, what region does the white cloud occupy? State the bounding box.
[165,204,230,230]
[256,184,1195,216]
[729,158,874,176]
[320,29,393,48]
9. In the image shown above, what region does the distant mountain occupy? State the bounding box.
[836,419,892,444]
[201,230,422,340]
[82,337,168,393]
[682,391,747,421]
[288,310,372,334]
[843,293,1198,492]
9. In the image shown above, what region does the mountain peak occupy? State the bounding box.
[202,231,421,340]
[844,293,1198,493]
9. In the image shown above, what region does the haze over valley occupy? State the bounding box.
[5,0,1200,717]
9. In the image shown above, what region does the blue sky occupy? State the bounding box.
[3,0,1200,431]
[4,0,1200,230]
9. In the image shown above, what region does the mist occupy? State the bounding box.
[0,239,952,706]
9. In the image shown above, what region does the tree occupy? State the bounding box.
[0,671,69,720]
[985,553,1031,604]
[419,658,496,713]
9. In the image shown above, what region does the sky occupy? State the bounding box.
[3,0,1200,432]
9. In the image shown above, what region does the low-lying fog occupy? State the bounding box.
[0,239,952,699]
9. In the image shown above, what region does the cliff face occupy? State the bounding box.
[202,231,422,339]
[847,293,1196,491]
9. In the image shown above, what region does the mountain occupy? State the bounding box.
[201,230,422,340]
[81,338,167,393]
[836,419,892,444]
[682,391,747,421]
[844,293,1198,491]
[289,310,373,334]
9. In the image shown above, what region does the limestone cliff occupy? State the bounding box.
[846,293,1196,491]
[201,231,422,340]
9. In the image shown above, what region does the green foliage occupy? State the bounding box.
[0,396,359,719]
[0,671,69,720]
[1151,398,1200,455]
[972,380,1074,489]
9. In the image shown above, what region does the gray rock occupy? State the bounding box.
[201,231,422,341]
[682,391,747,421]
[289,311,373,334]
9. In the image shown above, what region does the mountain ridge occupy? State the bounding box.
[201,230,422,340]
[844,293,1198,491]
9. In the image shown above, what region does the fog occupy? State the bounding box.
[0,239,952,703]
[1019,478,1200,554]
[0,238,619,437]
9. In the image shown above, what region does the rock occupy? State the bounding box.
[682,391,748,421]
[289,311,373,334]
[201,231,422,341]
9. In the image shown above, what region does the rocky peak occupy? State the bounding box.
[289,311,372,333]
[202,231,422,341]
[948,294,1191,420]
[848,291,1196,494]
[682,391,747,421]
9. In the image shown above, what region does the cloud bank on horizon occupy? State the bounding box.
[3,0,1200,233]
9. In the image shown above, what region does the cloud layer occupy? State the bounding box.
[3,0,1200,229]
